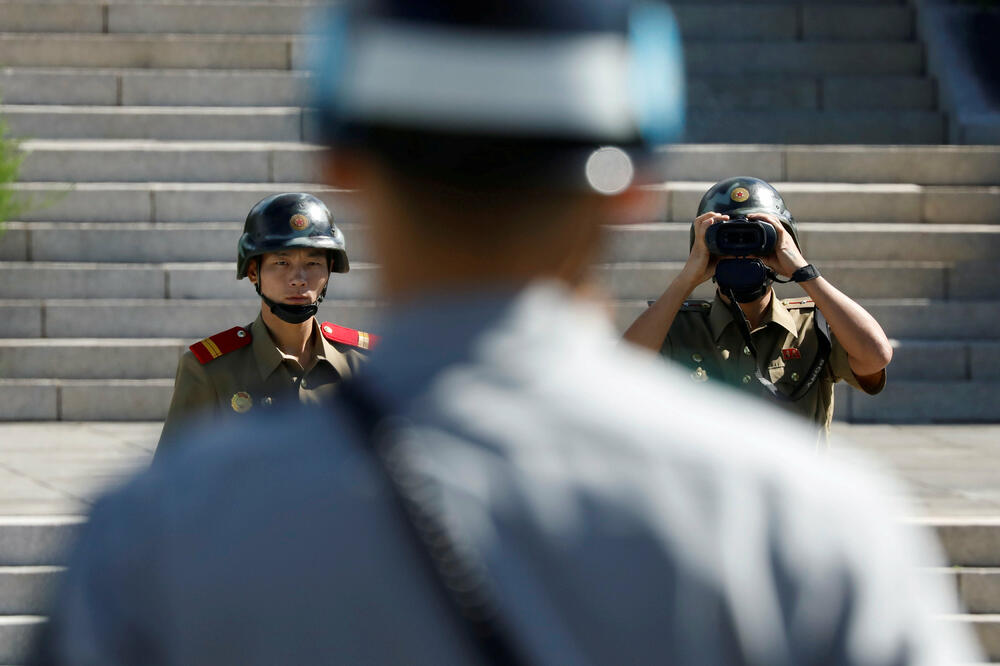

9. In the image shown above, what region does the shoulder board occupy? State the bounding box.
[321,322,380,351]
[189,326,252,365]
[782,297,816,310]
[680,299,712,313]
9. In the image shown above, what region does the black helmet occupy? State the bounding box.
[237,193,349,279]
[694,177,800,249]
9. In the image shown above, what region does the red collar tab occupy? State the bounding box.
[782,348,802,360]
[320,322,380,351]
[189,326,252,365]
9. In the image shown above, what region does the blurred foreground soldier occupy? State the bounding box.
[624,177,893,443]
[36,2,976,665]
[155,192,376,459]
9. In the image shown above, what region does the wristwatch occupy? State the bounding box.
[791,264,821,283]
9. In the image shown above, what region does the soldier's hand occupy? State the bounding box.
[680,212,725,288]
[750,213,808,278]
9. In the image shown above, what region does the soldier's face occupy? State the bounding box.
[252,249,330,304]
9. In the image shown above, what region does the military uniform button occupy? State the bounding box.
[691,367,708,382]
[719,349,730,360]
[742,375,751,384]
[790,372,800,382]
[236,329,246,338]
[262,396,273,407]
[692,353,703,363]
[743,346,751,356]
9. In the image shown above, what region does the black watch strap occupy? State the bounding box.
[791,264,821,283]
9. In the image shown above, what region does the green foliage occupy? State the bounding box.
[0,101,26,231]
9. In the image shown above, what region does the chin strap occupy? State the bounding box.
[722,287,831,403]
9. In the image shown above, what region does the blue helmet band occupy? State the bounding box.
[309,2,684,147]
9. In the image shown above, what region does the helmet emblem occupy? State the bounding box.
[730,187,750,203]
[231,391,253,413]
[289,214,309,231]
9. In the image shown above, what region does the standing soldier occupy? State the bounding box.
[155,192,377,458]
[624,177,892,443]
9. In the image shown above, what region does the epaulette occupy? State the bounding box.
[782,297,815,310]
[321,322,380,351]
[189,326,252,365]
[680,299,712,312]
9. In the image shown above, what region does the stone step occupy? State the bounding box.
[0,615,995,665]
[0,378,175,420]
[0,33,923,74]
[0,517,83,566]
[0,66,307,107]
[0,600,994,665]
[0,259,991,302]
[7,183,354,223]
[0,261,377,299]
[2,105,303,141]
[0,1,313,35]
[0,517,976,568]
[17,143,1000,185]
[0,299,379,338]
[2,377,1000,422]
[682,42,923,75]
[690,75,935,111]
[946,615,1000,662]
[655,145,1000,187]
[26,141,1000,185]
[7,110,948,147]
[0,297,995,340]
[683,110,944,144]
[2,338,996,381]
[0,33,297,69]
[9,182,999,224]
[8,222,1000,264]
[658,182,1000,224]
[0,615,44,665]
[0,339,185,380]
[7,140,1000,185]
[0,567,61,616]
[0,68,935,111]
[613,299,1000,340]
[844,381,1000,423]
[608,223,1000,262]
[17,140,321,183]
[597,260,995,301]
[930,568,1000,615]
[0,2,915,41]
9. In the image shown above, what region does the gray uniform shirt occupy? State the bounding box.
[38,283,977,665]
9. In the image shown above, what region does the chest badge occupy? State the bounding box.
[781,348,801,360]
[231,391,253,413]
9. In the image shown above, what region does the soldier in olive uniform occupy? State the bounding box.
[155,192,377,459]
[624,177,892,442]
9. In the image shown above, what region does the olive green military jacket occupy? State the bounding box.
[156,314,368,459]
[660,292,886,440]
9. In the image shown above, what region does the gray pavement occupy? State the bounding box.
[0,422,996,518]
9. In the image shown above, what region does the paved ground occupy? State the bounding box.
[0,422,997,517]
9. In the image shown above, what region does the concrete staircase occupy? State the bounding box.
[1,0,998,423]
[1,516,999,662]
[0,0,996,424]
